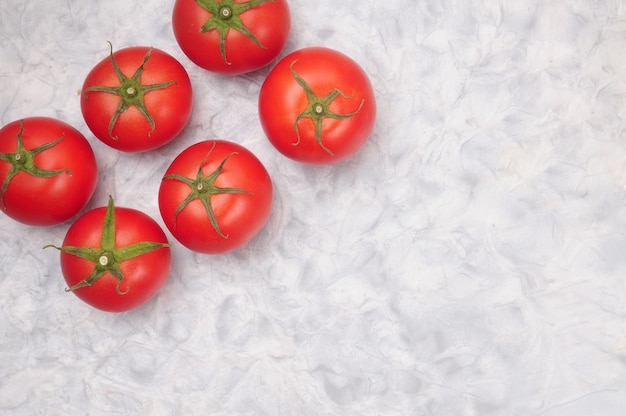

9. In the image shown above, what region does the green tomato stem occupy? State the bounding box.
[44,196,169,295]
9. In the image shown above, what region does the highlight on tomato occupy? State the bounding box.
[258,47,377,164]
[45,196,171,312]
[0,117,98,226]
[172,0,291,75]
[80,43,193,152]
[158,140,273,254]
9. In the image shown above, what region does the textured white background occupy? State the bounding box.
[1,0,626,414]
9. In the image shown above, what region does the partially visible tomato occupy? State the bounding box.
[0,117,98,226]
[172,0,290,75]
[46,196,171,312]
[258,47,376,164]
[81,43,193,152]
[158,140,273,254]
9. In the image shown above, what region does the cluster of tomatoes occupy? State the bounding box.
[0,0,376,312]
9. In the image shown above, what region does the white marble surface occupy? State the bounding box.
[1,0,626,414]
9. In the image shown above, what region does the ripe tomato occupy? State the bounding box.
[0,117,98,226]
[258,47,376,164]
[158,140,273,254]
[46,196,171,312]
[172,0,290,75]
[81,43,193,152]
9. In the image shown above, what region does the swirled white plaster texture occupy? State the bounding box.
[1,0,626,414]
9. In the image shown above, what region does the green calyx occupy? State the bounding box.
[195,0,274,64]
[162,142,252,238]
[0,120,70,209]
[44,196,169,294]
[290,60,365,156]
[82,42,175,140]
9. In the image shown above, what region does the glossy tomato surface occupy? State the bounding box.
[158,140,273,254]
[0,117,98,226]
[259,47,376,164]
[172,0,290,75]
[81,45,193,152]
[57,200,171,312]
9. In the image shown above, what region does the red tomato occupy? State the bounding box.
[172,0,290,75]
[0,117,98,226]
[81,44,193,152]
[158,140,273,254]
[46,196,171,312]
[258,47,376,164]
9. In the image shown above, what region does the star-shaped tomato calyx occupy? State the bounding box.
[44,196,170,294]
[82,42,175,140]
[195,0,274,64]
[290,60,365,156]
[0,120,70,209]
[162,142,252,238]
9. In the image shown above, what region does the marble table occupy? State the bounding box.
[1,0,625,414]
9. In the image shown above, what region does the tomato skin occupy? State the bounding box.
[172,0,291,75]
[81,46,193,152]
[0,117,98,226]
[258,47,377,164]
[59,205,171,312]
[158,140,273,254]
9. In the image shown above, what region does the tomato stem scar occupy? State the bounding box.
[220,7,232,19]
[99,255,109,266]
